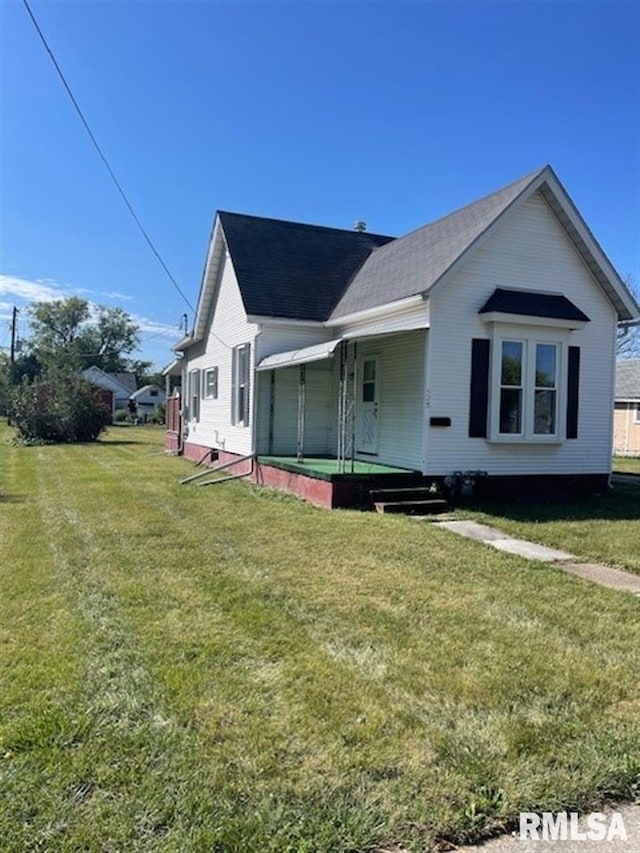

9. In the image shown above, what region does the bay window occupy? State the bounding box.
[491,335,562,441]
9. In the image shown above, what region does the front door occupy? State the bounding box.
[357,355,380,454]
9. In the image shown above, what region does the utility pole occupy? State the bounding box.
[182,313,188,335]
[10,306,19,365]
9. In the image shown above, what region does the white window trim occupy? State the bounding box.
[189,368,200,423]
[203,366,219,400]
[488,326,568,443]
[634,403,640,424]
[231,343,251,427]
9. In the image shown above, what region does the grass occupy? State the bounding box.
[1,422,639,852]
[455,481,640,575]
[613,455,640,475]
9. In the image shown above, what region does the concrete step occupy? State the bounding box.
[374,499,449,516]
[369,486,443,503]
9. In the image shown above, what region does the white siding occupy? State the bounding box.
[425,190,618,475]
[256,324,332,361]
[336,301,429,340]
[183,253,259,455]
[326,330,426,470]
[255,324,333,452]
[256,363,334,455]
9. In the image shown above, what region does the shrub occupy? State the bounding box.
[11,373,112,443]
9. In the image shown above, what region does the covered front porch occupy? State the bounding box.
[253,453,425,509]
[252,329,431,508]
[255,329,428,475]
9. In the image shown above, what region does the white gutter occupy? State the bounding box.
[247,315,326,328]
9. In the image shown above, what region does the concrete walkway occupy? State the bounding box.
[433,520,640,595]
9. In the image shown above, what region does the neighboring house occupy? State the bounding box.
[130,384,165,415]
[613,359,640,456]
[169,165,639,507]
[82,366,138,422]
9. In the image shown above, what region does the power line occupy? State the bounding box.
[21,0,195,315]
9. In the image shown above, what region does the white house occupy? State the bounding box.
[613,359,640,456]
[130,384,165,416]
[82,366,137,423]
[168,166,639,508]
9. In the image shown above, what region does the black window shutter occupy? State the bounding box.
[566,346,580,439]
[469,338,490,437]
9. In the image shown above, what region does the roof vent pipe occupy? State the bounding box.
[353,220,367,232]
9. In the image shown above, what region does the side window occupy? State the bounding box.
[203,367,218,400]
[499,340,523,434]
[231,343,251,426]
[189,369,200,422]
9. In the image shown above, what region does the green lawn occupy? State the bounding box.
[613,456,640,475]
[2,423,639,852]
[455,481,640,575]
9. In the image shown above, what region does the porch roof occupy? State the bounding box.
[257,338,342,371]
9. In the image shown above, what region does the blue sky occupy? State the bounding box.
[1,0,638,369]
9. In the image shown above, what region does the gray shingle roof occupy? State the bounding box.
[615,359,640,400]
[330,168,544,318]
[110,372,137,393]
[219,211,393,321]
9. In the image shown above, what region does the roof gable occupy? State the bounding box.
[219,211,393,321]
[331,168,544,319]
[82,366,136,396]
[182,166,638,350]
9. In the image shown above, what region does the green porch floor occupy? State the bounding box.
[259,456,415,477]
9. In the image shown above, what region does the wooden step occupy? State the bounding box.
[374,499,449,516]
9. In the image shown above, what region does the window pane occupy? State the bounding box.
[536,344,556,388]
[238,346,247,378]
[205,368,217,398]
[500,388,521,433]
[363,360,376,382]
[362,382,375,403]
[534,390,556,434]
[501,342,522,385]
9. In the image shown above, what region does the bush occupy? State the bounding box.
[10,374,112,443]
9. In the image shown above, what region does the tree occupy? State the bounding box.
[28,297,90,370]
[75,306,140,373]
[11,372,111,443]
[617,278,640,359]
[26,298,141,372]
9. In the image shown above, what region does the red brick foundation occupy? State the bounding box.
[180,443,339,508]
